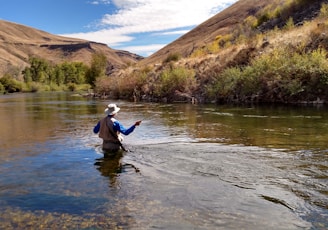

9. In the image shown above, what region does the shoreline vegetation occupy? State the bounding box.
[1,0,328,106]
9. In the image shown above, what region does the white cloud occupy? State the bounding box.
[62,0,237,56]
[102,0,235,32]
[118,44,167,57]
[88,0,111,5]
[63,28,134,47]
[153,30,191,36]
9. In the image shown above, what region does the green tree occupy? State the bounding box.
[86,52,107,86]
[73,62,88,84]
[53,65,65,85]
[23,68,33,83]
[61,62,76,83]
[23,57,52,83]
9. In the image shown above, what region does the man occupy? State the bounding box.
[93,103,141,153]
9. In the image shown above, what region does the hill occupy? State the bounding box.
[102,0,328,104]
[140,0,327,66]
[0,20,142,77]
[139,0,268,66]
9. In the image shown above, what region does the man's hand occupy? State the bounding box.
[135,120,142,126]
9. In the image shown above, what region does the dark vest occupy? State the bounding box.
[98,117,119,142]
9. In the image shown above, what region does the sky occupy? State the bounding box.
[0,0,238,57]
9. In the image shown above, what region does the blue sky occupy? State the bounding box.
[0,0,237,57]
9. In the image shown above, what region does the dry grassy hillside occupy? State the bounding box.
[103,0,328,104]
[0,20,142,77]
[140,0,328,66]
[139,0,268,66]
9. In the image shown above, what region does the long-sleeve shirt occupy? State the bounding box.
[93,116,136,136]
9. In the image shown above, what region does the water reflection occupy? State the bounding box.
[94,151,140,187]
[94,151,123,187]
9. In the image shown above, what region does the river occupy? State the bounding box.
[0,92,327,229]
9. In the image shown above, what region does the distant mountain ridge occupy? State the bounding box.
[0,20,143,77]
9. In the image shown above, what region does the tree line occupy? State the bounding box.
[0,52,107,93]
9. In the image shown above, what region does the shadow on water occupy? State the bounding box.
[94,150,140,187]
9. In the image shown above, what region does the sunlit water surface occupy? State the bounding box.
[0,92,327,229]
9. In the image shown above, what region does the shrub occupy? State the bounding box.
[26,82,41,92]
[208,47,328,103]
[284,17,295,30]
[207,41,220,53]
[209,67,241,98]
[320,3,328,18]
[257,12,271,26]
[308,21,328,51]
[163,53,181,63]
[94,76,118,97]
[245,15,259,29]
[154,67,196,100]
[0,75,23,93]
[75,84,92,92]
[0,83,5,93]
[67,83,77,91]
[191,48,208,58]
[216,34,233,48]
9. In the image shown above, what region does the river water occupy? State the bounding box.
[0,92,327,229]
